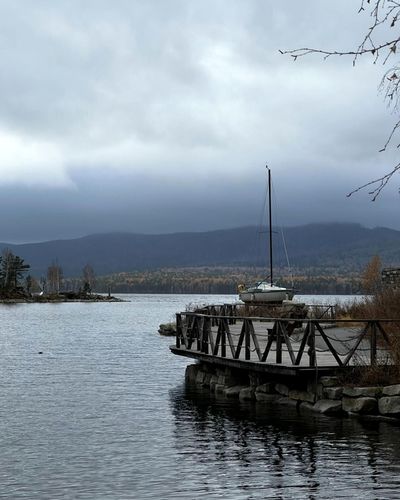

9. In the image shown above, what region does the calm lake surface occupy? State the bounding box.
[1,293,400,499]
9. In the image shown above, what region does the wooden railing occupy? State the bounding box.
[306,304,337,320]
[175,312,400,368]
[193,304,238,325]
[192,303,336,321]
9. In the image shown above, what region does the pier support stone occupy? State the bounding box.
[185,364,199,382]
[275,383,289,396]
[184,363,400,421]
[225,385,247,398]
[343,386,382,398]
[323,387,343,400]
[255,393,280,402]
[343,397,377,414]
[313,399,343,415]
[382,385,400,397]
[255,383,275,394]
[319,376,339,387]
[239,387,255,400]
[288,389,315,404]
[379,396,400,416]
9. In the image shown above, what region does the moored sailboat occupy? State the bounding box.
[238,166,295,304]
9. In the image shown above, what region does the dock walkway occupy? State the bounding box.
[171,312,398,377]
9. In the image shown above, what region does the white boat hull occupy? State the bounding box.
[239,285,294,303]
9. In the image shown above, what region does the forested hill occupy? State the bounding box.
[1,222,400,277]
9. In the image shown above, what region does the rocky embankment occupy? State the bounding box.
[186,363,400,420]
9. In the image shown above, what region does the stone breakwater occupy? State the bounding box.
[186,363,400,420]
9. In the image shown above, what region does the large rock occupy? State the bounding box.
[255,393,280,402]
[217,368,238,388]
[382,384,400,397]
[158,322,176,336]
[239,387,255,400]
[343,386,382,398]
[195,370,206,385]
[214,384,225,394]
[203,373,212,387]
[275,383,289,396]
[323,387,343,400]
[224,385,247,398]
[185,364,199,382]
[307,381,323,398]
[276,397,299,408]
[217,375,226,385]
[379,396,400,416]
[314,399,343,415]
[342,396,377,414]
[288,389,315,404]
[209,375,218,392]
[319,376,339,387]
[299,402,315,413]
[255,383,275,394]
[249,373,261,388]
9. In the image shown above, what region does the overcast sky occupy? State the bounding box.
[0,0,399,242]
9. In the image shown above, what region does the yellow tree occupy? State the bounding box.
[362,255,382,294]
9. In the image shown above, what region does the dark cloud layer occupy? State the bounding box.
[0,1,399,242]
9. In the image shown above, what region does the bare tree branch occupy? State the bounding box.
[347,162,400,200]
[281,0,400,199]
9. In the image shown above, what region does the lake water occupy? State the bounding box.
[1,293,400,499]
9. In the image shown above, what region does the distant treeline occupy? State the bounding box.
[92,268,363,295]
[0,247,365,298]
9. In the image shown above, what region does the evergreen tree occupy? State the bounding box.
[0,250,30,293]
[82,264,96,294]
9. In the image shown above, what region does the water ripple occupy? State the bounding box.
[0,294,400,499]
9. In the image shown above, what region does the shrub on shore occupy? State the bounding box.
[337,287,400,385]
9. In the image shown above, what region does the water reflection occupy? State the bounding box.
[170,383,400,499]
[1,294,400,499]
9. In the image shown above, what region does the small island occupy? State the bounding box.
[0,249,122,303]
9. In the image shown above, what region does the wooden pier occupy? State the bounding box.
[171,307,400,378]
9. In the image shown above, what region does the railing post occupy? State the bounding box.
[245,320,251,360]
[221,320,226,358]
[176,313,182,348]
[211,307,217,326]
[276,320,282,364]
[370,321,377,365]
[308,321,316,367]
[196,317,203,351]
[187,315,194,350]
[202,317,210,354]
[232,304,237,325]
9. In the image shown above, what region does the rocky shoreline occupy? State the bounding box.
[0,293,124,303]
[186,362,400,421]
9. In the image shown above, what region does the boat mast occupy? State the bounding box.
[267,165,273,285]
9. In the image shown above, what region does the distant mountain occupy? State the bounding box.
[0,222,399,277]
[283,223,400,268]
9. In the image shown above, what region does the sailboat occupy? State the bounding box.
[238,166,295,304]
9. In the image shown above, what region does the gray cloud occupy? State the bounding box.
[0,1,399,242]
